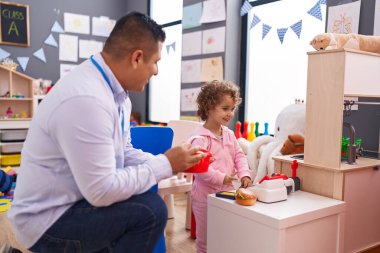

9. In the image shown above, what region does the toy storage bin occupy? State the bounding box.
[1,154,21,166]
[0,129,28,142]
[0,142,23,154]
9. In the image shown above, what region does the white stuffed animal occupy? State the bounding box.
[245,103,306,184]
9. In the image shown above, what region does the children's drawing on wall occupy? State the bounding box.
[200,56,223,82]
[60,63,77,78]
[181,87,201,112]
[374,0,380,35]
[182,2,202,29]
[202,26,225,54]
[181,59,201,83]
[327,1,361,34]
[64,12,90,35]
[59,34,78,62]
[79,39,103,59]
[200,0,226,23]
[92,16,116,37]
[182,31,202,56]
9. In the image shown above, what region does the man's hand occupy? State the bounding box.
[164,144,207,174]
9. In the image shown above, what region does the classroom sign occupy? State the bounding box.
[0,1,30,46]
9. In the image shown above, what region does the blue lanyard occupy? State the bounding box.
[90,55,125,135]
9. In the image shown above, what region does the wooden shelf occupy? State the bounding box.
[304,49,380,169]
[0,118,32,121]
[0,65,35,120]
[274,49,380,253]
[0,98,33,101]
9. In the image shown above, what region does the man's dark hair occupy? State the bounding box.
[103,12,166,60]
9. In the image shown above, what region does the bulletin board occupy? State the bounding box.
[0,1,30,46]
[181,0,226,118]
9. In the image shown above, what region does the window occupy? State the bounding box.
[149,0,183,123]
[244,0,325,133]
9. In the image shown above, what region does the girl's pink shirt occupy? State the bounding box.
[190,125,251,201]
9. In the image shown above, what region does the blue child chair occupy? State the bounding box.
[130,126,174,253]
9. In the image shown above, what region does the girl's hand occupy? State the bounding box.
[223,172,238,186]
[240,176,252,188]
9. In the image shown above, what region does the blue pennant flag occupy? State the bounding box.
[17,57,29,71]
[290,20,302,39]
[33,48,46,63]
[51,21,64,33]
[277,28,288,44]
[262,24,272,39]
[319,0,326,5]
[0,48,11,60]
[240,0,252,16]
[44,34,58,47]
[250,14,261,29]
[165,42,176,54]
[308,1,322,21]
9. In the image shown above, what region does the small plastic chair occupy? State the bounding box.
[163,120,202,230]
[130,126,174,253]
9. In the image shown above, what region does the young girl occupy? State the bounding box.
[190,80,252,253]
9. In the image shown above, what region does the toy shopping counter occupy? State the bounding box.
[207,191,346,253]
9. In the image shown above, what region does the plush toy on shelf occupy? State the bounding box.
[239,103,306,184]
[280,134,304,155]
[310,33,380,54]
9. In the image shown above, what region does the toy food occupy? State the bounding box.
[185,149,212,173]
[235,188,257,206]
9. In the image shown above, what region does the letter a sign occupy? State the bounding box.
[0,2,30,46]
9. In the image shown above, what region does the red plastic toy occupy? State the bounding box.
[258,173,289,184]
[242,121,248,139]
[291,160,298,178]
[235,121,242,139]
[185,149,212,173]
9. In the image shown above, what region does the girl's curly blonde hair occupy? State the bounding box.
[197,80,242,121]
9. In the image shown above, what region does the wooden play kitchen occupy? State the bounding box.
[274,49,380,253]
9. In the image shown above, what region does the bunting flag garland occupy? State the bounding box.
[262,24,272,39]
[17,57,30,71]
[290,20,302,38]
[307,1,322,21]
[247,0,324,44]
[51,21,64,33]
[240,0,253,16]
[1,10,65,71]
[165,42,176,54]
[250,14,261,29]
[277,28,288,44]
[44,34,58,47]
[0,48,11,60]
[33,48,47,63]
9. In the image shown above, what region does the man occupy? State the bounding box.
[9,12,206,253]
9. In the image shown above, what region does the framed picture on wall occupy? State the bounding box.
[0,1,30,46]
